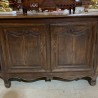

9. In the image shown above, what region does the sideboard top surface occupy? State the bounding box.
[0,13,98,19]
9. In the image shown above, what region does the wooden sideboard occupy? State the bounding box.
[0,14,98,88]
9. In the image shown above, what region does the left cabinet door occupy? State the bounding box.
[1,24,49,73]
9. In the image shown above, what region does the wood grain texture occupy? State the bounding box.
[51,23,97,72]
[0,15,97,88]
[0,24,49,73]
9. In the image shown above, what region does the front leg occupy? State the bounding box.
[90,79,96,86]
[45,76,53,82]
[4,79,11,88]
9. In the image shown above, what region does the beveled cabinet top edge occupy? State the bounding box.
[0,14,98,19]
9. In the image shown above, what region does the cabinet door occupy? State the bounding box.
[51,23,96,72]
[1,24,49,73]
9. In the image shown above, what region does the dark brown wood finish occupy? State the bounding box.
[51,22,96,72]
[1,24,49,73]
[0,14,98,88]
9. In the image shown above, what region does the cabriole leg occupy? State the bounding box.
[90,79,96,86]
[4,79,11,88]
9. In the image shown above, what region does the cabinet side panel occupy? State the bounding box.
[51,23,96,72]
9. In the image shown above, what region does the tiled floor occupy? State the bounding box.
[0,78,98,98]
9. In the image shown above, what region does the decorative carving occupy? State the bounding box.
[6,30,39,37]
[2,25,48,72]
[7,30,23,37]
[51,23,95,72]
[4,79,11,88]
[0,16,97,88]
[56,24,90,36]
[68,25,89,36]
[24,30,39,37]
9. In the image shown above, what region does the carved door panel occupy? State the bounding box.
[1,24,49,73]
[51,23,96,72]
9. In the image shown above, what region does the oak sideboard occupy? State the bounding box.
[0,14,98,88]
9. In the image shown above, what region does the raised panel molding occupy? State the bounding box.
[0,17,97,88]
[1,24,49,72]
[51,23,96,72]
